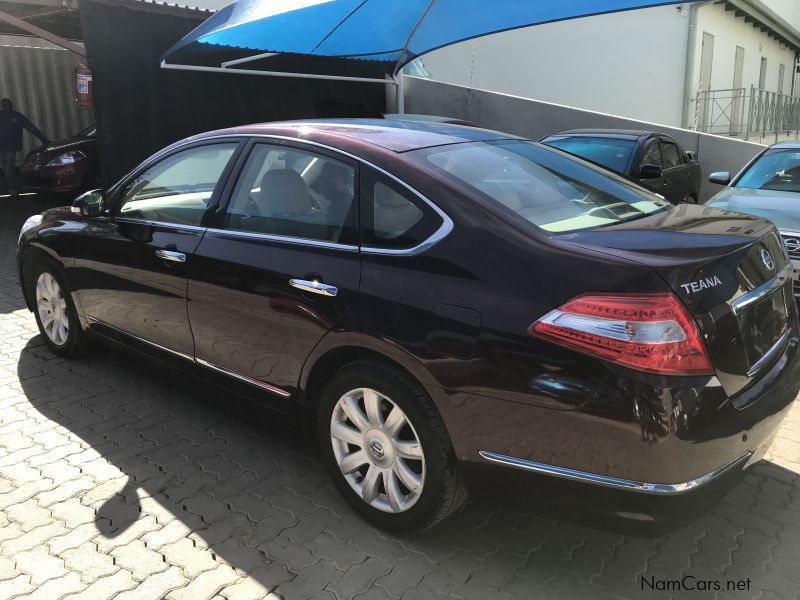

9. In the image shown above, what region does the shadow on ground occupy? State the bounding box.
[15,334,800,600]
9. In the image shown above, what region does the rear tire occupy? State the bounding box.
[31,260,89,357]
[317,360,467,533]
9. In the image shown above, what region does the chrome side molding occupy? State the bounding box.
[730,263,792,315]
[196,358,291,398]
[86,316,291,399]
[478,450,752,495]
[86,316,194,362]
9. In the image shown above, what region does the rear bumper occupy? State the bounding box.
[433,335,800,492]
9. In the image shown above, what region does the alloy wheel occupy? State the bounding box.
[330,387,425,513]
[35,272,69,346]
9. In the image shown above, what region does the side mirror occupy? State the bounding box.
[639,164,663,180]
[72,189,105,217]
[708,172,731,186]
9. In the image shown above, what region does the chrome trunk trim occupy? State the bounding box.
[478,451,752,495]
[730,263,792,315]
[747,329,791,377]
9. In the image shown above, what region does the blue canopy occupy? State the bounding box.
[163,0,693,76]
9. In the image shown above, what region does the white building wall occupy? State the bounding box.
[420,2,800,128]
[688,1,797,101]
[761,0,800,32]
[419,6,691,127]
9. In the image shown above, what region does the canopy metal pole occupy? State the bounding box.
[221,52,278,68]
[395,74,405,114]
[160,60,394,85]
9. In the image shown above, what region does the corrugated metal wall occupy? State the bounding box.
[0,40,94,159]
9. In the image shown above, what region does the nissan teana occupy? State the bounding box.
[17,120,800,532]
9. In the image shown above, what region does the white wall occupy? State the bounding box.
[761,0,800,32]
[688,1,797,99]
[420,6,691,127]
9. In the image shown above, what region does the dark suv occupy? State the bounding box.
[17,120,799,532]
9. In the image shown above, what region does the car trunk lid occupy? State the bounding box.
[558,205,797,398]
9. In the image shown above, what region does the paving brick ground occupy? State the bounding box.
[1,200,800,599]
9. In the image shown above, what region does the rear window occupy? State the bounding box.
[736,149,800,192]
[543,136,636,173]
[408,139,668,233]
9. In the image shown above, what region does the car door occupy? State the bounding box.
[187,140,361,409]
[636,140,670,199]
[659,139,692,202]
[70,140,241,359]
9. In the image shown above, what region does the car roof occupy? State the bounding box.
[769,141,800,150]
[545,129,657,140]
[192,119,518,153]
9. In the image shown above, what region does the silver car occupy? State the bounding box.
[706,141,800,297]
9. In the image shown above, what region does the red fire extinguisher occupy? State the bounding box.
[75,65,93,107]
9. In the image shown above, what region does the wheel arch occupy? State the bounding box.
[298,334,442,431]
[19,244,84,320]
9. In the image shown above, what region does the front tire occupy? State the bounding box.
[317,361,467,533]
[31,261,88,357]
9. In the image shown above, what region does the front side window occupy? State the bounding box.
[736,150,800,192]
[543,136,636,174]
[408,140,668,234]
[117,143,237,226]
[660,142,682,170]
[640,143,663,170]
[223,144,356,244]
[361,168,442,249]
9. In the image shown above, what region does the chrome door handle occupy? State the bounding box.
[155,249,186,263]
[290,279,338,297]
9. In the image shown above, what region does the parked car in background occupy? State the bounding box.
[541,129,702,204]
[20,124,100,195]
[706,141,800,298]
[17,120,800,532]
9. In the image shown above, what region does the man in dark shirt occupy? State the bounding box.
[0,98,48,196]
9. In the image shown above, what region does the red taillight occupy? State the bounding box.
[529,293,714,376]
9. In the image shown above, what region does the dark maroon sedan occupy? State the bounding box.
[20,124,100,194]
[16,120,800,532]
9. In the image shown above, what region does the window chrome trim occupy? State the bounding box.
[158,132,454,256]
[203,227,359,252]
[478,450,751,495]
[746,329,791,377]
[730,263,792,315]
[114,217,208,232]
[196,358,291,398]
[86,316,194,362]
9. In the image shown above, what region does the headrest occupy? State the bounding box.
[260,169,311,215]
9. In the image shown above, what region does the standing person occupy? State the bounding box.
[0,98,48,197]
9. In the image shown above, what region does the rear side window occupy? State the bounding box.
[222,143,356,245]
[660,142,682,169]
[360,168,442,250]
